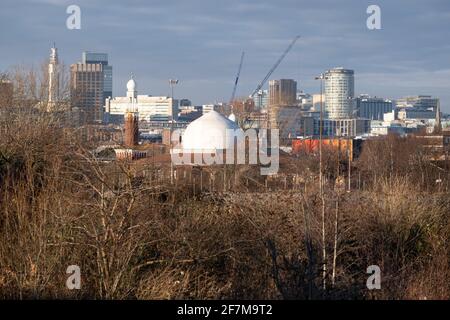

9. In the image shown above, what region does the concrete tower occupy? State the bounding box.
[324,68,354,119]
[124,75,139,147]
[47,44,59,111]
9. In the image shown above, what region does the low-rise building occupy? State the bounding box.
[396,95,438,111]
[314,118,371,137]
[397,108,436,121]
[356,94,393,120]
[105,77,178,123]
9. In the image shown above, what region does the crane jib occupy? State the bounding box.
[250,35,300,98]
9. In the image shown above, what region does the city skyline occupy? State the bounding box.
[0,1,449,304]
[1,0,450,110]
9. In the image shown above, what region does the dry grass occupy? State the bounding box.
[0,72,448,299]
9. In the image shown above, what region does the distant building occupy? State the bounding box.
[179,99,192,107]
[70,63,105,124]
[312,94,324,111]
[356,95,393,120]
[105,76,178,123]
[314,118,370,137]
[370,121,408,136]
[275,106,314,141]
[292,138,364,161]
[178,105,202,122]
[268,79,297,130]
[397,108,436,121]
[82,52,112,101]
[396,95,438,111]
[392,95,439,124]
[202,104,220,114]
[369,111,427,136]
[324,68,355,119]
[253,89,269,109]
[70,52,112,124]
[297,91,313,109]
[114,148,148,161]
[269,79,297,106]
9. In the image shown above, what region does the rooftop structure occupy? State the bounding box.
[181,110,243,153]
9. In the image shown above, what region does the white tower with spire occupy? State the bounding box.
[126,74,138,109]
[47,43,59,111]
[124,75,139,147]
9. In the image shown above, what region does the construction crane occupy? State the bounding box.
[249,35,300,98]
[230,51,245,106]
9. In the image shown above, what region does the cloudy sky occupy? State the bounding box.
[1,0,450,110]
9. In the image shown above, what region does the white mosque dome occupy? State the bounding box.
[182,110,244,152]
[228,113,236,123]
[127,78,137,91]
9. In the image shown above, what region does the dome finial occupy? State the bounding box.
[127,74,137,91]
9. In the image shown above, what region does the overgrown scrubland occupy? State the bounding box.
[0,109,448,300]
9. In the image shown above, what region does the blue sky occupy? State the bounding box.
[1,0,450,110]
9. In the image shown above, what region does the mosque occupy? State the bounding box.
[109,76,276,173]
[105,76,178,123]
[171,109,246,166]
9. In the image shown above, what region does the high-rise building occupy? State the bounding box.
[269,79,297,106]
[82,52,112,101]
[70,63,104,124]
[47,44,59,112]
[356,94,393,120]
[324,68,354,119]
[268,79,297,129]
[70,51,112,124]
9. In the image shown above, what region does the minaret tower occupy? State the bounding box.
[124,75,139,147]
[47,43,59,111]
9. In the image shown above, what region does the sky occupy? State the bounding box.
[1,0,450,111]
